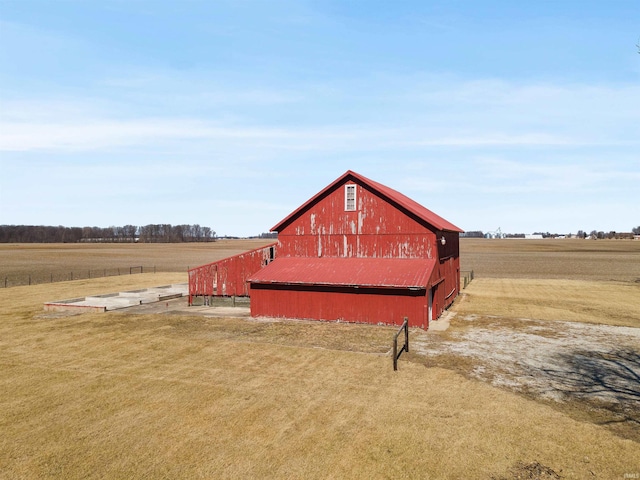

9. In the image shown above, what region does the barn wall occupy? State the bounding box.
[277,233,439,259]
[188,243,275,302]
[429,230,461,318]
[189,263,218,296]
[250,283,428,328]
[277,181,439,259]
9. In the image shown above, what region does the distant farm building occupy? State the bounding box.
[189,170,463,329]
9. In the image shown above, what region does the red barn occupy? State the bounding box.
[188,170,462,329]
[248,170,462,329]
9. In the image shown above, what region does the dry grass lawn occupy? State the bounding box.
[1,276,639,479]
[457,278,640,328]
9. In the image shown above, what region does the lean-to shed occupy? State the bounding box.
[188,243,275,303]
[247,170,463,329]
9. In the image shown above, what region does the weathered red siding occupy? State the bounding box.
[276,182,439,259]
[188,243,275,304]
[250,284,428,328]
[428,231,461,319]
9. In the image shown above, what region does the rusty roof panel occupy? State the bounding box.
[248,257,435,289]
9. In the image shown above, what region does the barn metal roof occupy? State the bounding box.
[271,170,463,233]
[248,257,435,289]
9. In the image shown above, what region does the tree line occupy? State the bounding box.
[0,224,216,243]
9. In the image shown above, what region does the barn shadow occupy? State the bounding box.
[537,348,640,428]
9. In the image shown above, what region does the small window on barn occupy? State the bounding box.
[345,184,356,211]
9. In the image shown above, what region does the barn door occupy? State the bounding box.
[428,287,433,324]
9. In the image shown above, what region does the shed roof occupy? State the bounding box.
[271,170,463,233]
[248,257,435,289]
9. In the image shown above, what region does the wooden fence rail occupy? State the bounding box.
[392,317,409,371]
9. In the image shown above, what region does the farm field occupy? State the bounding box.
[2,237,638,286]
[460,237,640,282]
[0,239,639,478]
[0,239,274,287]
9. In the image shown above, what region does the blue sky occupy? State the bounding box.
[1,0,638,237]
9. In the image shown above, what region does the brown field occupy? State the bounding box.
[0,239,274,286]
[2,237,638,286]
[460,237,640,282]
[1,239,639,478]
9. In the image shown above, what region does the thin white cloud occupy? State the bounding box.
[2,76,638,153]
[474,158,640,191]
[404,158,640,196]
[0,114,627,154]
[99,72,305,106]
[0,118,589,153]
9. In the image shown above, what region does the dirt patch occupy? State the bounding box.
[413,315,640,441]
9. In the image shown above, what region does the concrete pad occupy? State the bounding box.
[204,306,251,317]
[429,311,455,332]
[44,283,188,313]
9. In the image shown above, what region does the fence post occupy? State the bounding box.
[393,318,409,371]
[393,335,398,371]
[404,316,409,353]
